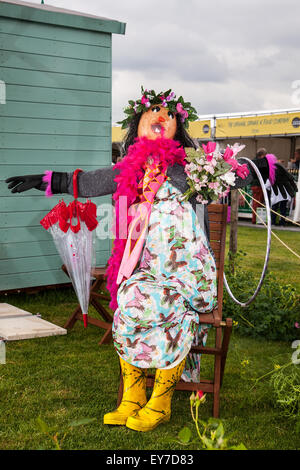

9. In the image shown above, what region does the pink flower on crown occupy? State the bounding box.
[159,95,168,107]
[166,92,175,101]
[141,95,150,108]
[176,102,189,122]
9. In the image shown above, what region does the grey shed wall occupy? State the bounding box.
[0,1,126,291]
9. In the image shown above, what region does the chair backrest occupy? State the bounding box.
[207,204,228,317]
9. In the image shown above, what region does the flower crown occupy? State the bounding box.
[118,86,198,129]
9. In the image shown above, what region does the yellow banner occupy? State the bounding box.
[112,120,212,142]
[188,120,211,139]
[112,126,126,142]
[215,112,300,138]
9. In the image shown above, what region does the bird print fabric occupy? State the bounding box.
[112,179,217,378]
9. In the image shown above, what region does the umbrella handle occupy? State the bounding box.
[69,200,81,233]
[73,168,83,199]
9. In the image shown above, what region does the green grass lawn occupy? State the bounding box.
[0,225,299,450]
[226,225,300,290]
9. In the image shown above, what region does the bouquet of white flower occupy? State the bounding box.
[182,142,249,204]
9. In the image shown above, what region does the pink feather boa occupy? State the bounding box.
[105,136,187,311]
[42,170,53,198]
[265,153,277,185]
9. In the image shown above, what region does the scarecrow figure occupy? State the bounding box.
[6,87,297,432]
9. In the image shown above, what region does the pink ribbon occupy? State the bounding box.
[116,163,167,285]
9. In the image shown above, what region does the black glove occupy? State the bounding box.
[272,164,298,199]
[251,157,269,183]
[251,158,298,199]
[5,174,46,193]
[6,172,68,194]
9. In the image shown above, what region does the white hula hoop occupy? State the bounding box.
[223,158,272,307]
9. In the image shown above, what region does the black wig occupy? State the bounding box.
[122,112,196,156]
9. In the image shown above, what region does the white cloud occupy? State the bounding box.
[24,0,300,120]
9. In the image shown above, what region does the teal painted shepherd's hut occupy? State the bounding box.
[0,0,126,291]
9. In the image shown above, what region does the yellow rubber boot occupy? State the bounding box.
[126,358,186,432]
[103,357,147,426]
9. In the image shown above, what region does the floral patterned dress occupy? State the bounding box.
[112,178,217,381]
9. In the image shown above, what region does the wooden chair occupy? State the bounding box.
[62,265,113,345]
[117,203,232,418]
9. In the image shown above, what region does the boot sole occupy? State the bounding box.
[126,414,170,432]
[103,415,128,426]
[103,407,146,426]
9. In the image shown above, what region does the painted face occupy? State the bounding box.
[137,104,177,140]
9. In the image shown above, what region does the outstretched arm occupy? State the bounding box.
[52,166,120,197]
[6,165,120,198]
[233,155,298,198]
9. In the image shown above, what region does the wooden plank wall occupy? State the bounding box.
[0,16,113,291]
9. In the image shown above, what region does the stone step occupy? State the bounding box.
[0,303,67,341]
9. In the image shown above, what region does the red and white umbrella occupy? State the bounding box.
[40,169,98,327]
